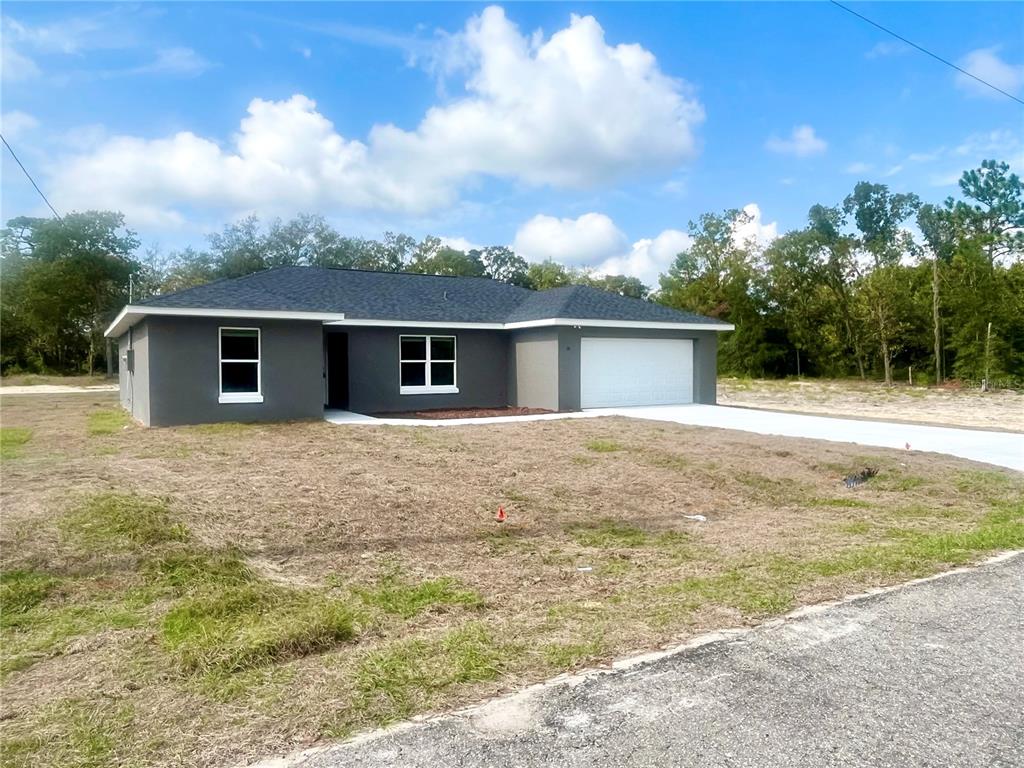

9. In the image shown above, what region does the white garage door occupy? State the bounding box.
[580,338,693,408]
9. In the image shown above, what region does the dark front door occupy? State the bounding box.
[325,332,349,409]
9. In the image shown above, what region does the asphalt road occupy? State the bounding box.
[276,553,1024,768]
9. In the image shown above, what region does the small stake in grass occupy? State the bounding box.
[495,506,507,523]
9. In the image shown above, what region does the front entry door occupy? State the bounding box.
[325,332,349,409]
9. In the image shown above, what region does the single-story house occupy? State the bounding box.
[104,266,733,426]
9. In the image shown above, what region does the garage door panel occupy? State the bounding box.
[580,338,693,408]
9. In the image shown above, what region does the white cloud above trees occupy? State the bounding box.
[765,124,827,157]
[46,6,704,226]
[955,47,1024,98]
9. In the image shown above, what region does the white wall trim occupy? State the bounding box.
[106,306,732,338]
[324,318,504,329]
[503,318,735,332]
[105,306,347,338]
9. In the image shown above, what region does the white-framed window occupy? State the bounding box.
[399,334,458,395]
[219,327,263,404]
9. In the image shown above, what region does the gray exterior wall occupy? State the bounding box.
[117,322,150,425]
[145,316,324,427]
[115,314,722,426]
[345,326,508,413]
[507,328,559,410]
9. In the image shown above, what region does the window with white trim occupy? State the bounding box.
[399,335,457,394]
[219,327,263,403]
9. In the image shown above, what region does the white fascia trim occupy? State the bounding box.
[325,319,504,329]
[105,306,347,338]
[503,318,735,332]
[330,318,733,331]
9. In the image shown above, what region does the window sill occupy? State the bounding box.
[400,385,459,395]
[219,393,264,404]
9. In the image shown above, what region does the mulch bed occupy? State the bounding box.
[372,406,557,419]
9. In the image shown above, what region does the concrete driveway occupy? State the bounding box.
[328,404,1023,472]
[591,405,1024,472]
[256,553,1024,768]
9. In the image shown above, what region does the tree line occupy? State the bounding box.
[1,159,1021,385]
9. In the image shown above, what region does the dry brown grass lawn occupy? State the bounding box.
[718,377,1024,431]
[1,393,1021,768]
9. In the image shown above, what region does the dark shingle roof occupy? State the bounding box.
[504,284,722,325]
[140,266,728,326]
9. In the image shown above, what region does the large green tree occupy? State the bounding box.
[1,212,141,373]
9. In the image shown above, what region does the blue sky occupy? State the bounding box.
[2,2,1022,283]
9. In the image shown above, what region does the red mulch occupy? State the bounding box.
[372,406,556,420]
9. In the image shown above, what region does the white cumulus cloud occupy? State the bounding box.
[765,124,827,157]
[594,229,693,287]
[0,110,39,140]
[955,47,1024,98]
[46,6,704,227]
[512,213,627,265]
[731,203,778,248]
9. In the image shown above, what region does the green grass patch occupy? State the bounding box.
[0,569,60,620]
[541,638,605,669]
[160,584,358,674]
[585,439,623,453]
[837,521,873,535]
[663,570,795,616]
[637,448,690,471]
[61,493,189,553]
[0,698,135,768]
[570,519,648,548]
[87,408,131,436]
[354,574,483,619]
[0,427,32,459]
[143,550,255,591]
[353,622,509,725]
[807,497,873,509]
[873,473,927,492]
[1,594,146,678]
[568,519,692,555]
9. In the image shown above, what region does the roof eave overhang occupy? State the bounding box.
[104,306,347,338]
[107,308,733,338]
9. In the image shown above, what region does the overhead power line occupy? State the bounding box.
[829,0,1024,107]
[0,133,64,222]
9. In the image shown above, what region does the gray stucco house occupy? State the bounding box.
[105,267,733,427]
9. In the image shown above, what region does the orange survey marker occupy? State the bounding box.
[495,506,507,523]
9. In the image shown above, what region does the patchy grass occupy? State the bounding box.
[0,569,59,620]
[1,698,135,768]
[161,584,358,674]
[541,638,606,669]
[807,497,873,509]
[86,408,132,436]
[353,623,511,726]
[188,422,258,435]
[60,493,189,553]
[0,427,32,459]
[2,393,1023,768]
[353,573,483,619]
[585,438,623,453]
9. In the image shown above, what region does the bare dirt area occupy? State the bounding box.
[372,406,555,419]
[718,377,1024,432]
[1,393,1021,768]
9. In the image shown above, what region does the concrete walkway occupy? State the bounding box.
[256,553,1024,768]
[326,404,1023,472]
